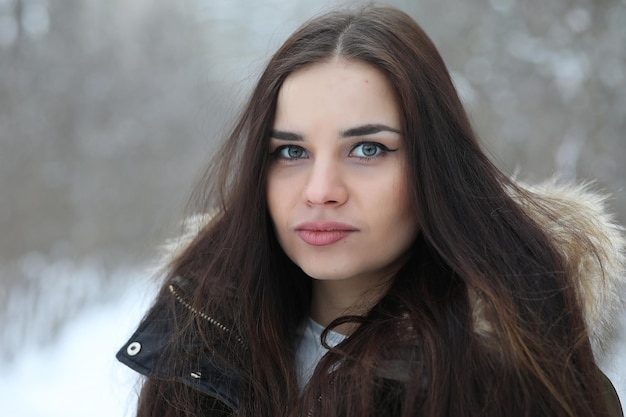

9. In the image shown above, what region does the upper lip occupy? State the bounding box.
[294,221,359,231]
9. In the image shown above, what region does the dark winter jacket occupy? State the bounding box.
[117,276,242,411]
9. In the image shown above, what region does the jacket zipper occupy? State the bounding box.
[168,284,245,347]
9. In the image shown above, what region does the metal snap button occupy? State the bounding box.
[190,371,202,379]
[126,341,142,356]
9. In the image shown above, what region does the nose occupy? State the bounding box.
[303,158,348,206]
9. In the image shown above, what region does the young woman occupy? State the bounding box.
[117,5,624,417]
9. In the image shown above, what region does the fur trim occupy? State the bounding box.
[514,179,626,358]
[150,213,214,277]
[161,213,214,262]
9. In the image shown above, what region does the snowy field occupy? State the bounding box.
[0,276,155,417]
[1,277,624,416]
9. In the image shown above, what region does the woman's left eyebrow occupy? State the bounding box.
[340,124,401,137]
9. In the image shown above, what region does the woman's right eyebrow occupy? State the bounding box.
[270,130,303,141]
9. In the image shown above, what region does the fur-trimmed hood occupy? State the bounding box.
[160,180,626,359]
[514,180,625,358]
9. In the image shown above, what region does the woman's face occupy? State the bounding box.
[267,59,419,285]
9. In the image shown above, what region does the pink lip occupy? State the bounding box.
[294,222,358,246]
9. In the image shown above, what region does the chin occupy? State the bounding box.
[303,270,346,281]
[298,265,352,281]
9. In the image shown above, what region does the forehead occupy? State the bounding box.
[274,59,401,129]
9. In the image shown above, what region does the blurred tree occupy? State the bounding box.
[0,0,230,360]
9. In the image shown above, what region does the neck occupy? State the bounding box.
[310,273,392,335]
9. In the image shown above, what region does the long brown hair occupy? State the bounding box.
[136,5,610,417]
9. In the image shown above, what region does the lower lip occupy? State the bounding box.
[296,230,353,246]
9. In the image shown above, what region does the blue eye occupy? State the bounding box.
[350,142,391,159]
[272,145,309,160]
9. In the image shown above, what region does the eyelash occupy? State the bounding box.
[270,145,309,160]
[270,142,397,161]
[350,142,396,160]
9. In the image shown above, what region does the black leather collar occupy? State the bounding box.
[116,281,242,411]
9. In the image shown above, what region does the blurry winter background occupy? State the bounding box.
[1,0,624,415]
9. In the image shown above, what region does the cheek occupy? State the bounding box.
[267,188,282,231]
[266,176,280,226]
[387,175,418,235]
[266,173,294,230]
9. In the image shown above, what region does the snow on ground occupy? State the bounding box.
[0,277,155,417]
[0,277,624,416]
